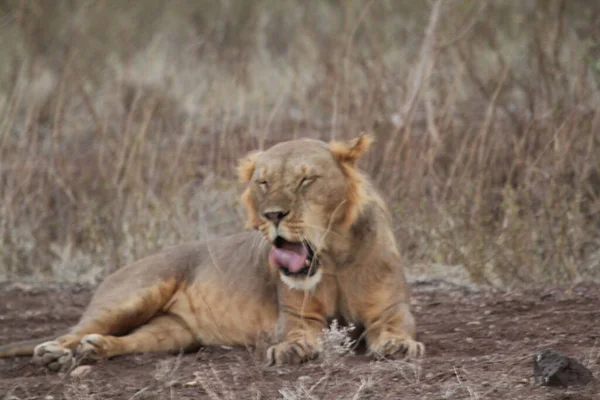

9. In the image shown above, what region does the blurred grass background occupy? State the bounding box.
[0,0,599,286]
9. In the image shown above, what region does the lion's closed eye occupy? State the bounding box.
[256,180,269,192]
[298,176,320,190]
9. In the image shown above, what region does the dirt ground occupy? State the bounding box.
[1,281,598,400]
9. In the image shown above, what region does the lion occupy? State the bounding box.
[0,135,424,371]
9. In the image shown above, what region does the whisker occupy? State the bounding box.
[302,235,317,254]
[300,234,321,275]
[298,223,345,239]
[251,232,264,254]
[322,200,347,245]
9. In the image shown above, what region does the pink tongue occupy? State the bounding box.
[269,243,308,273]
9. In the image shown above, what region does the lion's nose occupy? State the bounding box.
[263,210,290,226]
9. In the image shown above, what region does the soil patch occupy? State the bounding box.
[1,282,598,399]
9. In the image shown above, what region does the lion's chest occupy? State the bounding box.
[332,268,380,324]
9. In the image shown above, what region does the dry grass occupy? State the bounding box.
[0,0,599,285]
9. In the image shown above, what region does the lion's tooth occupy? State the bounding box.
[305,260,310,266]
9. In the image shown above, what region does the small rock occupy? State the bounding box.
[70,365,93,378]
[183,380,199,387]
[11,282,33,292]
[297,375,311,383]
[540,292,553,300]
[466,337,474,344]
[44,397,54,400]
[533,349,594,387]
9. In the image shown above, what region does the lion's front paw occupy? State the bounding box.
[368,333,425,360]
[75,334,110,361]
[33,341,75,372]
[266,340,320,366]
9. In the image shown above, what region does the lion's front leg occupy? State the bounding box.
[361,299,425,358]
[266,287,329,366]
[266,329,321,366]
[349,270,424,360]
[363,302,425,360]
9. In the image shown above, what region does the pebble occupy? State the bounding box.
[70,365,93,378]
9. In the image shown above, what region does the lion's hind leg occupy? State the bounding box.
[33,334,82,372]
[76,314,196,362]
[33,279,181,371]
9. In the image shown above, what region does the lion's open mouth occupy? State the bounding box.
[269,236,317,276]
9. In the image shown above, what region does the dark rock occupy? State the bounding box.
[533,349,594,387]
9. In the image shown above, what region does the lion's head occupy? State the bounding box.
[237,135,373,290]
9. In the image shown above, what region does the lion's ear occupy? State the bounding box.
[237,150,262,229]
[329,134,374,166]
[237,151,262,183]
[329,134,374,229]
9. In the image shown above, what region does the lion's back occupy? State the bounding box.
[86,231,273,311]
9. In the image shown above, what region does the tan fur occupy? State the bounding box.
[237,150,262,182]
[329,134,374,165]
[0,135,423,371]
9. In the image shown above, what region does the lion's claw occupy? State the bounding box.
[76,334,108,361]
[266,340,320,366]
[369,334,425,360]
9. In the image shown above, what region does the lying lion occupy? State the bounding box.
[0,135,424,371]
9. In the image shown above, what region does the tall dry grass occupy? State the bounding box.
[0,0,599,286]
